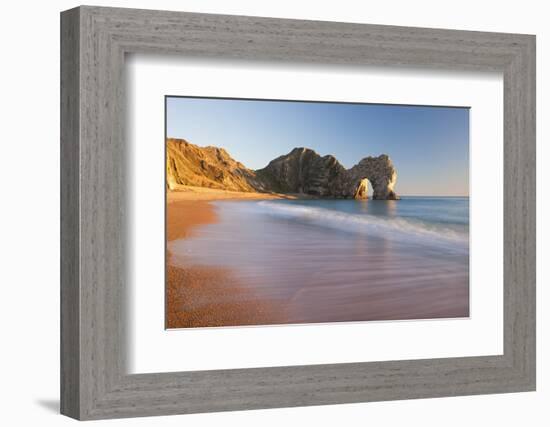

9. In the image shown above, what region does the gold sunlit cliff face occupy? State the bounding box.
[166,138,258,192]
[166,138,399,200]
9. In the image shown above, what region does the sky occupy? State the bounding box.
[166,96,469,196]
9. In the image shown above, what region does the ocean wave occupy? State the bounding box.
[255,201,468,251]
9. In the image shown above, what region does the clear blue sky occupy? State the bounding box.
[166,96,469,196]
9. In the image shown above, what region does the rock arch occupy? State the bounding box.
[345,155,399,200]
[254,148,399,200]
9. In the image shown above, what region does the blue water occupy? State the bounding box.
[169,197,469,324]
[253,197,469,251]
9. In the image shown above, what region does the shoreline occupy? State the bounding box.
[166,189,287,328]
[166,188,469,328]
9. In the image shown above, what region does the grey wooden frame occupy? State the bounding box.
[60,5,536,420]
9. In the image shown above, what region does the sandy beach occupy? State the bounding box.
[166,188,289,328]
[167,185,296,202]
[167,191,469,329]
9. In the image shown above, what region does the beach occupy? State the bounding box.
[166,188,290,328]
[166,189,469,329]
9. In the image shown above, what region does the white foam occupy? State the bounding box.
[255,201,468,252]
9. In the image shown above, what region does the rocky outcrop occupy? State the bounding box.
[255,147,399,200]
[253,148,346,196]
[167,139,399,199]
[166,138,259,192]
[345,155,398,200]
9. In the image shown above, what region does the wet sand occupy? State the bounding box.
[166,191,288,328]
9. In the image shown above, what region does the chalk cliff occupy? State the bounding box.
[166,139,398,200]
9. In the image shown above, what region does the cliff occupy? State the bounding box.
[166,138,259,192]
[166,139,398,200]
[255,147,398,199]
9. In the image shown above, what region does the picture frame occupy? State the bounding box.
[60,5,536,420]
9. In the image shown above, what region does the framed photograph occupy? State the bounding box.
[164,96,469,329]
[61,6,536,420]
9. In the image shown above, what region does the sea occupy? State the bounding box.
[169,197,470,323]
